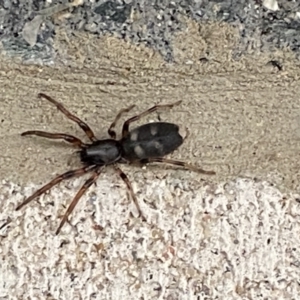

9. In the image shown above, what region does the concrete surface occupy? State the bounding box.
[1,17,300,300]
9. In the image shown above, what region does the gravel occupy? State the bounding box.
[1,0,300,63]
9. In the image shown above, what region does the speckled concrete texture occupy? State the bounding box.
[2,176,300,299]
[2,0,300,63]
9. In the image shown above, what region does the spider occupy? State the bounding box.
[16,93,216,234]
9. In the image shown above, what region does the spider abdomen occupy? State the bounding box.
[121,122,183,160]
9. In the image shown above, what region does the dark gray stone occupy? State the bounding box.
[1,0,300,64]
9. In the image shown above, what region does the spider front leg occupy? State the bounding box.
[56,167,102,235]
[21,131,87,148]
[121,100,182,138]
[138,157,216,175]
[15,165,96,211]
[38,93,97,142]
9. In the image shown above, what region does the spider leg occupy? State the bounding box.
[108,105,135,139]
[121,100,182,138]
[21,131,87,148]
[138,157,216,175]
[56,167,102,235]
[38,93,97,142]
[15,165,96,211]
[114,165,146,221]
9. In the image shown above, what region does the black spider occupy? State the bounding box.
[16,93,215,234]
